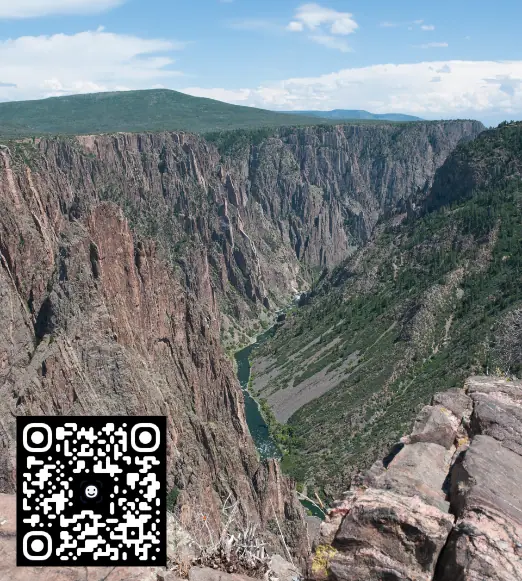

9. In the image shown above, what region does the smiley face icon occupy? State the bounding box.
[85,484,99,499]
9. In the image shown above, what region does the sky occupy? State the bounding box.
[0,1,522,125]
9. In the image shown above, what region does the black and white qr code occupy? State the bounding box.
[16,416,167,567]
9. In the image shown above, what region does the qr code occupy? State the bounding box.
[16,416,166,567]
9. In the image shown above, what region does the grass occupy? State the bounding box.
[251,123,522,494]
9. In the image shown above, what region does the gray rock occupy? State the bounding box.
[466,378,522,456]
[373,442,453,512]
[188,567,259,581]
[437,434,522,581]
[305,516,322,550]
[269,554,301,581]
[449,435,522,525]
[332,489,454,581]
[465,375,522,401]
[432,388,473,419]
[409,404,461,449]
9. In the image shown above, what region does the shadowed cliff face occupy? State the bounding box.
[0,120,482,557]
[53,121,481,342]
[0,144,307,557]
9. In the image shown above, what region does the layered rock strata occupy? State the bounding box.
[312,377,522,581]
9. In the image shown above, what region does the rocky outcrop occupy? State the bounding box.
[311,377,522,581]
[435,377,522,581]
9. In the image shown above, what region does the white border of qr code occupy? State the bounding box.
[131,423,160,452]
[22,423,52,453]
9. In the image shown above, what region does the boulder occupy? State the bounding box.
[466,377,522,456]
[432,388,473,419]
[449,435,522,528]
[269,554,301,581]
[373,442,453,512]
[436,435,522,580]
[331,489,454,581]
[408,404,461,449]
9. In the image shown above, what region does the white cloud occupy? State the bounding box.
[286,3,358,51]
[0,0,124,18]
[310,35,351,52]
[418,42,448,48]
[0,29,185,101]
[287,21,304,32]
[421,24,435,31]
[291,3,358,34]
[182,61,522,122]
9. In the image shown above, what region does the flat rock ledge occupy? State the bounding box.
[310,376,522,581]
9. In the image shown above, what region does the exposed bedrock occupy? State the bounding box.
[311,377,522,581]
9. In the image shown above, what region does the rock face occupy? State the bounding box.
[311,377,522,581]
[0,143,307,557]
[436,377,522,581]
[1,122,480,343]
[0,121,482,568]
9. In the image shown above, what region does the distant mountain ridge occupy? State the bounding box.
[0,89,334,138]
[282,109,423,122]
[0,89,409,138]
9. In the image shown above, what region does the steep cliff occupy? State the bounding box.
[0,141,307,558]
[67,121,484,347]
[250,122,521,493]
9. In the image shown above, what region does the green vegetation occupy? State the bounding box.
[0,89,337,138]
[166,486,180,512]
[252,122,522,492]
[258,397,300,452]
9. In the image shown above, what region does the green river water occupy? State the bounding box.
[234,324,325,519]
[234,326,281,459]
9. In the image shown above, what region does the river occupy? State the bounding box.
[234,326,281,459]
[234,323,326,519]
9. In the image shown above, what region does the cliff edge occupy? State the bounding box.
[312,376,522,581]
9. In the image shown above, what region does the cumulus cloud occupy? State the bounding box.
[421,24,435,31]
[484,75,522,96]
[0,29,185,101]
[0,0,124,18]
[287,3,357,51]
[290,3,357,33]
[310,35,351,52]
[182,61,522,121]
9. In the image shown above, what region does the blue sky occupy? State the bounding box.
[0,0,521,124]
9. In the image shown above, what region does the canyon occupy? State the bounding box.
[4,117,514,580]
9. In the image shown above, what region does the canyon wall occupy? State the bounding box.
[0,143,307,557]
[0,119,482,556]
